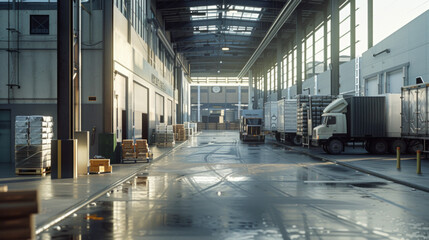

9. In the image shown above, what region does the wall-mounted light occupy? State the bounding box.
[219,61,223,64]
[222,47,230,51]
[373,49,390,57]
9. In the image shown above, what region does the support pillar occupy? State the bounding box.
[368,0,373,48]
[296,9,303,94]
[330,0,340,96]
[263,69,268,104]
[99,0,115,163]
[53,0,77,179]
[248,70,254,110]
[350,0,356,59]
[197,86,201,121]
[277,37,282,100]
[254,71,258,109]
[238,86,241,120]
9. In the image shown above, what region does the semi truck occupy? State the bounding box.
[276,99,301,145]
[240,109,265,142]
[312,94,407,154]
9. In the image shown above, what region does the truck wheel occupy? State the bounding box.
[292,135,302,146]
[327,139,343,154]
[389,139,406,154]
[407,140,423,154]
[322,144,329,153]
[275,132,281,142]
[364,140,372,153]
[370,139,388,154]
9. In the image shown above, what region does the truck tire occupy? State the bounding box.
[292,135,302,146]
[275,132,281,142]
[389,139,407,154]
[407,140,423,154]
[327,139,343,154]
[364,141,372,153]
[322,144,329,153]
[370,139,388,154]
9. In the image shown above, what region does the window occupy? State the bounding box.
[30,15,49,35]
[327,116,336,125]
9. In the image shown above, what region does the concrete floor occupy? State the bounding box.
[37,131,429,239]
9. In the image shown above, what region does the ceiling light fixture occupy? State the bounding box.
[222,47,230,51]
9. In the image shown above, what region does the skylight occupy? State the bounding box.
[190,5,262,21]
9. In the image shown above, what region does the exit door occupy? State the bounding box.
[0,110,11,163]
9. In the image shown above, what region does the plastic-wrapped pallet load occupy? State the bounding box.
[156,124,175,147]
[15,115,53,173]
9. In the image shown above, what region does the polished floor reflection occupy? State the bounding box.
[40,131,429,239]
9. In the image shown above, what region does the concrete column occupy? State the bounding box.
[330,0,340,96]
[238,86,242,119]
[254,71,258,109]
[197,86,201,122]
[248,70,253,110]
[277,37,282,100]
[368,0,373,48]
[350,0,356,59]
[263,70,268,104]
[103,0,114,133]
[296,9,303,94]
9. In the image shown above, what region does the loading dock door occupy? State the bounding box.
[0,110,11,163]
[142,113,148,140]
[365,76,378,96]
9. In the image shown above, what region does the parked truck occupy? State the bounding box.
[240,109,265,142]
[276,99,301,145]
[312,94,408,154]
[264,101,278,138]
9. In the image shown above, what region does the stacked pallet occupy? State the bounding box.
[217,123,226,130]
[156,125,175,147]
[296,95,337,137]
[0,188,39,240]
[207,123,217,130]
[135,139,151,160]
[197,122,206,131]
[15,116,53,175]
[122,140,136,160]
[174,124,186,141]
[89,159,112,174]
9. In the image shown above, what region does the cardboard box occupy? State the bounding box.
[89,159,110,167]
[89,165,105,173]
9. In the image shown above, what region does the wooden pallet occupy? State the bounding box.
[156,142,175,147]
[15,167,51,175]
[89,165,112,174]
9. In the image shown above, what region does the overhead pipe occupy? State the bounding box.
[237,0,301,79]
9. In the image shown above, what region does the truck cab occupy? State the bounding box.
[240,110,265,142]
[313,98,348,154]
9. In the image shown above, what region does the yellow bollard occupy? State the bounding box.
[417,150,422,174]
[396,147,401,169]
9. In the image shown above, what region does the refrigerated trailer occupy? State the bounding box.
[401,83,429,152]
[312,94,409,154]
[264,101,278,135]
[277,99,301,145]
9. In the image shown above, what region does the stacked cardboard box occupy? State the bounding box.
[15,116,53,173]
[207,123,217,130]
[0,188,39,240]
[122,140,135,159]
[296,95,337,137]
[197,122,206,131]
[156,125,175,147]
[136,139,149,159]
[89,159,112,173]
[174,124,186,141]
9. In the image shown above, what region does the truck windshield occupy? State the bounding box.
[322,116,327,125]
[246,119,261,125]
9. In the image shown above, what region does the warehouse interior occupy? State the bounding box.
[1,0,429,239]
